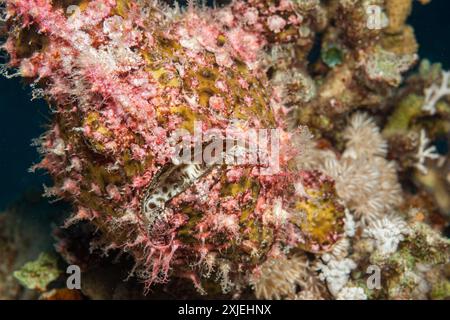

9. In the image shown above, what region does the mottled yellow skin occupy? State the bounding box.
[290,180,345,253]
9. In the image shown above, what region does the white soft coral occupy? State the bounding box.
[336,286,367,300]
[414,129,440,175]
[316,254,357,297]
[423,71,450,115]
[363,215,410,256]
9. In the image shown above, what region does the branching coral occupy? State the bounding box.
[414,129,440,174]
[423,71,450,115]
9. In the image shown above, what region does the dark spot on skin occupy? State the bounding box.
[159,37,171,47]
[266,66,275,79]
[199,88,215,107]
[200,68,217,81]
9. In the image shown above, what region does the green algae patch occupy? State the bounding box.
[13,253,61,291]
